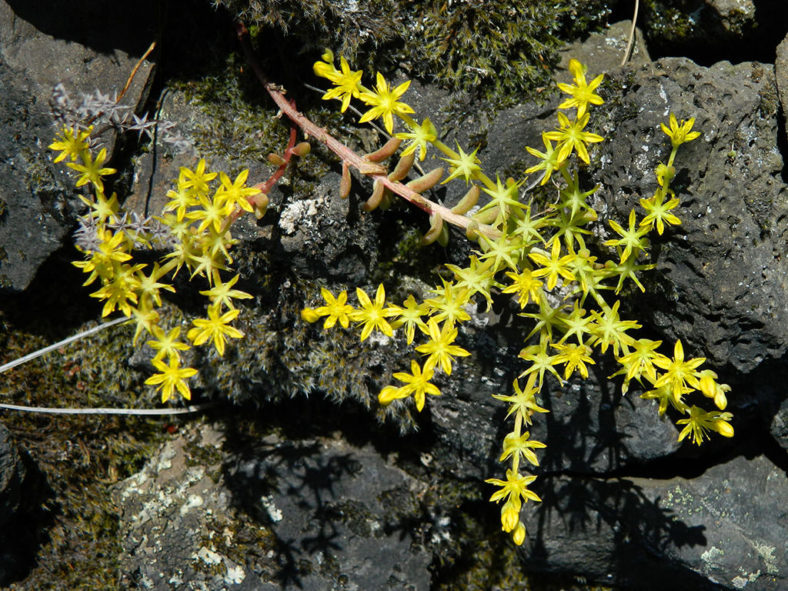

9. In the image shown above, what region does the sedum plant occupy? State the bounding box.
[46,33,733,547]
[49,87,309,402]
[297,51,734,545]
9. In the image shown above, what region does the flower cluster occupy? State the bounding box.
[48,49,731,549]
[302,284,471,411]
[307,54,733,545]
[50,114,270,402]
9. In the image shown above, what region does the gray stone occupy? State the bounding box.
[520,454,787,591]
[6,5,788,591]
[0,0,154,292]
[594,58,787,374]
[769,394,788,449]
[0,59,73,292]
[705,0,757,35]
[559,20,651,73]
[113,422,431,591]
[428,347,682,480]
[776,32,788,143]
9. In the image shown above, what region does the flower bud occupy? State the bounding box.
[501,501,520,532]
[699,372,716,398]
[714,418,734,438]
[301,308,320,323]
[513,522,526,546]
[714,386,728,411]
[379,385,405,405]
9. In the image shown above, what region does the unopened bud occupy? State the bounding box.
[253,193,269,219]
[715,420,734,438]
[513,522,526,546]
[501,501,520,532]
[301,308,320,323]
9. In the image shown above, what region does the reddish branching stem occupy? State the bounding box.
[225,123,297,228]
[235,21,500,240]
[258,123,298,195]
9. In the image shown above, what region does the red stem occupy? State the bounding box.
[234,21,499,240]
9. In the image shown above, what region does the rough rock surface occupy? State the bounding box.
[2,4,788,591]
[0,0,154,292]
[597,58,787,375]
[705,0,757,35]
[113,422,431,591]
[522,454,787,591]
[0,422,29,583]
[776,32,788,141]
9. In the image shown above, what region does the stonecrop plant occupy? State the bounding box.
[299,52,733,545]
[47,34,733,547]
[49,85,309,402]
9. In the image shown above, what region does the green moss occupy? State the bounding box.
[170,53,291,169]
[213,0,610,109]
[0,324,166,588]
[641,0,705,47]
[0,253,168,588]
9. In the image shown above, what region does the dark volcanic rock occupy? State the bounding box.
[113,422,431,591]
[4,6,788,591]
[596,57,788,376]
[0,422,28,583]
[0,0,154,292]
[776,31,788,142]
[520,454,787,591]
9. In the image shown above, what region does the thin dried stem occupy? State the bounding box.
[0,317,130,374]
[621,0,640,67]
[0,402,217,415]
[117,41,157,104]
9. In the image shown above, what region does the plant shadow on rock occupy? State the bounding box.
[5,0,159,57]
[488,349,747,589]
[0,436,55,585]
[216,395,435,589]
